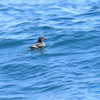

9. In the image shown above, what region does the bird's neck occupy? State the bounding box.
[38,41,43,43]
[38,39,43,43]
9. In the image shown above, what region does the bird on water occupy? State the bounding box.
[29,37,46,50]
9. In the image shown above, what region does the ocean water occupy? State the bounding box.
[0,0,100,100]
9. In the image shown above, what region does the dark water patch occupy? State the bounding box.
[76,9,100,17]
[51,35,98,50]
[0,4,5,8]
[0,5,9,11]
[52,34,67,41]
[0,97,26,100]
[41,84,64,93]
[12,21,33,28]
[1,63,31,80]
[86,10,100,16]
[0,84,15,90]
[0,39,26,49]
[38,26,56,30]
[51,16,74,21]
[90,5,100,12]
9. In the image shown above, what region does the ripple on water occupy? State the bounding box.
[1,0,100,100]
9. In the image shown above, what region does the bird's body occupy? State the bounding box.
[30,42,45,49]
[29,37,46,50]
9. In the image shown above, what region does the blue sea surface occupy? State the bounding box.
[0,0,100,100]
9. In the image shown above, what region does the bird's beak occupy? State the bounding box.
[44,38,46,40]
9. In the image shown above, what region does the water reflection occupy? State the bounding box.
[30,46,46,54]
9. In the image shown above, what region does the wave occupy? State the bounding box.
[1,1,100,100]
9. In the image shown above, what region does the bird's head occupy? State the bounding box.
[38,37,46,42]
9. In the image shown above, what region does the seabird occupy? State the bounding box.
[29,37,46,50]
